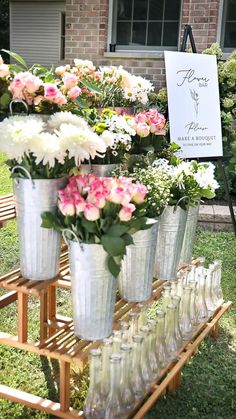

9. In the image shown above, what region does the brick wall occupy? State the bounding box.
[65,0,221,89]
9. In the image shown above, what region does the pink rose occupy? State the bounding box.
[44,83,60,99]
[131,184,148,204]
[58,197,75,216]
[24,73,42,93]
[84,202,100,221]
[0,64,10,78]
[53,91,67,105]
[65,183,78,196]
[62,72,78,89]
[135,112,148,124]
[87,191,106,209]
[75,175,89,193]
[136,122,150,138]
[109,186,131,206]
[74,195,85,214]
[68,86,81,100]
[118,203,136,222]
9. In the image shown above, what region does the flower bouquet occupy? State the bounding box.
[0,111,108,280]
[41,174,152,338]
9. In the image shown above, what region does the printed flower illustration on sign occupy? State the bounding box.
[190,89,199,118]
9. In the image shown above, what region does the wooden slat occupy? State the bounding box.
[17,292,28,343]
[0,385,84,419]
[60,361,71,412]
[0,291,17,308]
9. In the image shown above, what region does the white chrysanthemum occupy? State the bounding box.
[193,166,219,191]
[58,123,106,165]
[30,133,65,168]
[0,115,44,162]
[100,130,116,147]
[48,112,87,131]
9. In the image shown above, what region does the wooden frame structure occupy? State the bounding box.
[0,193,232,417]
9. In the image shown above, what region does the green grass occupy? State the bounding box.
[0,153,235,418]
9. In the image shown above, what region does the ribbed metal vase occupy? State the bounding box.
[68,241,117,341]
[118,220,159,302]
[154,206,187,280]
[13,177,66,280]
[180,203,200,264]
[80,164,119,177]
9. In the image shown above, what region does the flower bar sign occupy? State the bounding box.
[164,51,223,158]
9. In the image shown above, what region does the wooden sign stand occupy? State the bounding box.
[180,24,236,235]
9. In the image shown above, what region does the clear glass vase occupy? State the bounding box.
[212,260,224,305]
[140,325,155,388]
[105,353,125,419]
[204,268,216,314]
[137,302,148,331]
[128,311,139,342]
[195,268,208,324]
[112,330,122,352]
[101,338,113,399]
[119,321,130,344]
[84,349,105,419]
[131,334,146,400]
[155,309,168,368]
[161,284,172,313]
[171,295,182,349]
[165,304,179,361]
[147,319,160,379]
[179,286,193,340]
[120,343,135,412]
[170,280,178,297]
[188,280,198,330]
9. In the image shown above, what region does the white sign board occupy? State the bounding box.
[164,51,223,158]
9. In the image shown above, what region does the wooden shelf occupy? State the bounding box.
[0,193,16,227]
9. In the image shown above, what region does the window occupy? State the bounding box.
[61,12,66,60]
[222,0,236,51]
[111,0,181,51]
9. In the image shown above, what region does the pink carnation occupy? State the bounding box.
[118,203,136,222]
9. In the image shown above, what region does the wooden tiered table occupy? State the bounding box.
[0,193,232,417]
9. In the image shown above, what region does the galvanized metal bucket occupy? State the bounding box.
[180,202,200,264]
[118,220,159,302]
[154,205,188,280]
[80,163,119,177]
[13,169,66,280]
[65,236,117,340]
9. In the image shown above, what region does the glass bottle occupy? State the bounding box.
[119,321,130,344]
[176,274,186,299]
[131,335,146,400]
[84,349,105,419]
[179,286,193,340]
[161,284,172,313]
[105,353,124,419]
[136,302,148,330]
[128,311,139,342]
[198,256,206,266]
[212,260,223,305]
[188,280,198,331]
[101,337,113,399]
[155,309,168,369]
[120,343,135,412]
[165,304,179,361]
[170,280,178,297]
[171,295,182,349]
[112,330,122,352]
[147,319,160,379]
[187,265,196,283]
[195,269,208,324]
[140,325,154,388]
[204,268,215,314]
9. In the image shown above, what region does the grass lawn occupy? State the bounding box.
[0,152,235,418]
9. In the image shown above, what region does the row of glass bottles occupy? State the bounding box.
[84,258,224,418]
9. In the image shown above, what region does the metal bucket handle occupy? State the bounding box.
[12,165,35,189]
[174,196,190,212]
[9,99,29,116]
[62,228,84,251]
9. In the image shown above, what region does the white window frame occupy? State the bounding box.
[217,0,236,52]
[107,0,183,54]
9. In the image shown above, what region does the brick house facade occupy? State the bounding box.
[64,0,227,88]
[10,0,235,90]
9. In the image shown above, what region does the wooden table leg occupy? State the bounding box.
[18,292,28,343]
[48,285,56,337]
[39,292,48,344]
[60,361,70,413]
